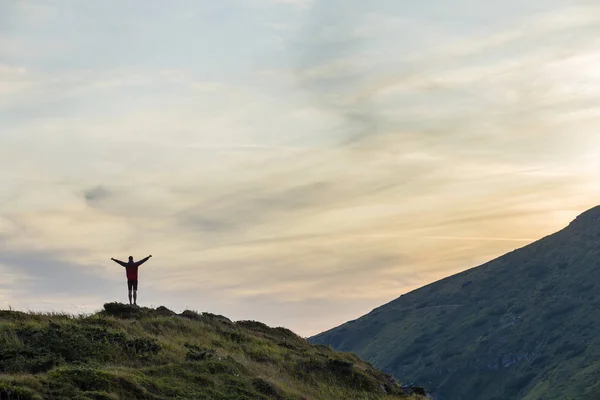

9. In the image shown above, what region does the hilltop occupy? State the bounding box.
[0,302,429,400]
[311,206,600,399]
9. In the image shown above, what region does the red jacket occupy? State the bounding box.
[125,265,139,280]
[112,256,151,280]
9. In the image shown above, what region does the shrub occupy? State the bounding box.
[102,303,141,319]
[294,358,380,392]
[251,378,283,398]
[178,310,202,321]
[0,381,40,400]
[0,322,161,373]
[507,372,535,392]
[200,313,233,325]
[216,327,247,344]
[184,343,215,361]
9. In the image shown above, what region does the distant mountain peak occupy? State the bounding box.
[568,205,600,229]
[312,205,600,400]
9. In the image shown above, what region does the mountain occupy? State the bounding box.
[311,206,600,400]
[0,302,429,400]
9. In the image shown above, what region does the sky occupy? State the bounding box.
[2,0,600,336]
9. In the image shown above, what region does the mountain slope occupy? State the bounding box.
[0,302,428,400]
[311,206,600,400]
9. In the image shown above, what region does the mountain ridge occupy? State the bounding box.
[0,302,429,400]
[311,206,600,400]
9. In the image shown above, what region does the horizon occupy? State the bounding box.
[2,0,600,336]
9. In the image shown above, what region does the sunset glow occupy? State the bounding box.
[2,0,600,336]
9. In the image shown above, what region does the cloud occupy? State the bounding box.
[0,248,116,297]
[424,236,535,242]
[0,64,36,96]
[286,1,600,154]
[270,0,313,8]
[83,186,112,205]
[2,0,600,336]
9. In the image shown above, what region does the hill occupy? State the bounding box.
[0,302,429,400]
[311,206,600,400]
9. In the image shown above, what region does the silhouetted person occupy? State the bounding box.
[111,255,152,305]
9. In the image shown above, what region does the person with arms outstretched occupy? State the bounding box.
[111,255,152,305]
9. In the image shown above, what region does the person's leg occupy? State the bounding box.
[133,280,138,305]
[127,280,133,305]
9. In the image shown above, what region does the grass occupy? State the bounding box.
[0,302,428,400]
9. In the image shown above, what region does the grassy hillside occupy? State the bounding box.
[0,302,428,400]
[311,206,600,400]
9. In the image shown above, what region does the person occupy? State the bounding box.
[110,255,152,305]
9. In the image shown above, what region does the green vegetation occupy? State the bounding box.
[0,302,428,400]
[311,206,600,400]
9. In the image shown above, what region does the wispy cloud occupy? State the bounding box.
[1,0,600,336]
[424,237,535,242]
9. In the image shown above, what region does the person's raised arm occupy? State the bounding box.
[111,258,127,267]
[135,255,152,267]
